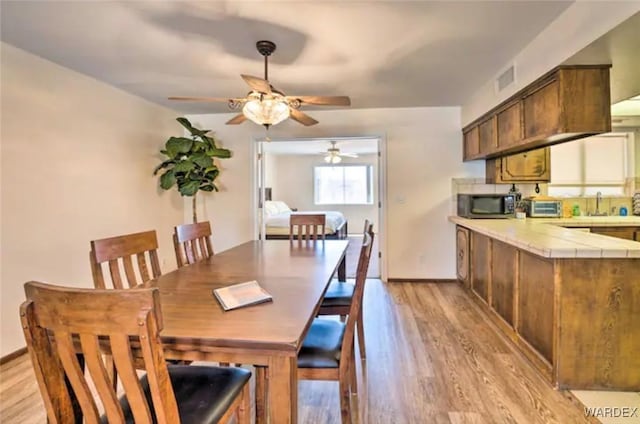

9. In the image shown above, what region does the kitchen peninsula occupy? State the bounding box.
[450,216,640,391]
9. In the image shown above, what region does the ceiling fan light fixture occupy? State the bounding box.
[242,93,290,127]
[324,154,342,164]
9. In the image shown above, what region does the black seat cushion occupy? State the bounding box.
[298,318,345,368]
[103,365,250,424]
[321,280,354,307]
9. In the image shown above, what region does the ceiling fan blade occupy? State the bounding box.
[341,153,359,158]
[289,109,319,126]
[241,74,272,94]
[226,114,247,125]
[168,96,241,102]
[288,96,351,106]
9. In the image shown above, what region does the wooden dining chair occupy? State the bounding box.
[173,221,214,268]
[318,220,372,360]
[256,225,375,424]
[89,230,162,289]
[20,281,251,424]
[289,213,326,241]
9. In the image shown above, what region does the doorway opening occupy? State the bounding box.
[252,136,385,280]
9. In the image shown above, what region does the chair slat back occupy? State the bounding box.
[341,223,375,363]
[289,214,326,241]
[173,221,214,268]
[90,231,161,289]
[21,282,178,424]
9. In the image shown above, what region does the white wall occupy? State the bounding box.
[462,2,640,125]
[0,43,184,356]
[186,107,484,280]
[268,153,378,232]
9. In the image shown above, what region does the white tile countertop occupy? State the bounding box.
[449,216,640,258]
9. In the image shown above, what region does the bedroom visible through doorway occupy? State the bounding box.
[255,136,382,279]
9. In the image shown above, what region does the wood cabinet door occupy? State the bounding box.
[496,101,522,149]
[500,147,550,182]
[471,232,491,303]
[590,227,638,241]
[523,79,560,139]
[491,240,517,327]
[456,227,470,287]
[463,127,480,161]
[478,117,496,156]
[517,251,554,364]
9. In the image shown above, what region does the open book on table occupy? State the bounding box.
[213,280,273,311]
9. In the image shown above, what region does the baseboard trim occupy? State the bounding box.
[0,347,27,365]
[387,278,458,283]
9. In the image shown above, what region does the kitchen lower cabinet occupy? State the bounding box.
[456,226,470,288]
[517,251,554,364]
[460,226,639,390]
[470,232,491,303]
[590,226,638,241]
[490,240,516,326]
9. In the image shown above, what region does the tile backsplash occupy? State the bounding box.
[451,178,633,216]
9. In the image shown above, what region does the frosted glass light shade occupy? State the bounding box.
[242,93,290,126]
[324,155,342,164]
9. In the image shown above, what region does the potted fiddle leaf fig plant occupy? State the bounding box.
[154,117,232,222]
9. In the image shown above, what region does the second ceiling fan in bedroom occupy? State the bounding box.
[169,40,351,129]
[321,141,358,164]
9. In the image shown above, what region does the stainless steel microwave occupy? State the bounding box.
[457,193,515,219]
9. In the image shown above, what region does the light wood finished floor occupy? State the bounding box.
[1,281,597,423]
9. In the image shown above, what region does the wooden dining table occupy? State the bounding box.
[145,239,349,423]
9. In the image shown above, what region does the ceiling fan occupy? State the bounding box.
[168,40,351,129]
[321,141,359,164]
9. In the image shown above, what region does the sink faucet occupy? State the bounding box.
[590,191,608,216]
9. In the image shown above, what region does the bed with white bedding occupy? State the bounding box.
[263,201,348,239]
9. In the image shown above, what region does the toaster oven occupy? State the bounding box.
[522,198,562,217]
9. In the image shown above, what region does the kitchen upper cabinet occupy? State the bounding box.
[496,101,522,149]
[486,147,550,183]
[463,126,480,161]
[523,79,560,140]
[461,65,611,161]
[478,117,496,156]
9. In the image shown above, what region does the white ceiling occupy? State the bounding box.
[263,138,378,156]
[564,11,640,105]
[0,1,573,114]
